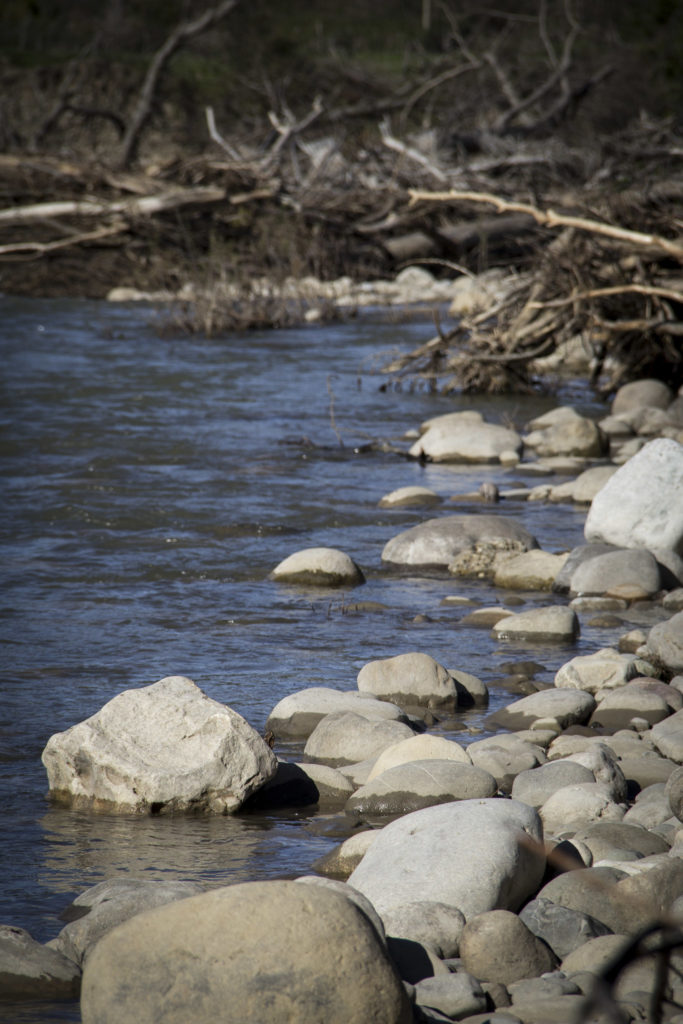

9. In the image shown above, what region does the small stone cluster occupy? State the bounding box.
[3,379,683,1022]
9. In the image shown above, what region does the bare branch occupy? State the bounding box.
[379,119,449,183]
[0,188,226,227]
[0,223,126,259]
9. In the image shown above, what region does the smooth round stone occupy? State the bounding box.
[367,734,470,782]
[666,765,683,822]
[511,761,595,810]
[462,607,515,627]
[409,413,522,463]
[459,910,557,985]
[357,652,459,710]
[519,898,613,960]
[493,551,569,591]
[0,925,81,1001]
[80,880,412,1024]
[570,596,628,611]
[569,548,661,598]
[381,901,466,958]
[414,972,487,1019]
[492,606,579,642]
[612,379,673,414]
[539,782,625,834]
[487,688,595,732]
[346,760,497,819]
[561,934,630,975]
[348,799,544,922]
[618,629,648,652]
[570,821,671,862]
[378,486,442,508]
[553,542,620,593]
[303,712,416,767]
[554,648,642,694]
[651,708,683,762]
[646,611,683,675]
[266,687,406,739]
[465,735,544,792]
[589,683,672,730]
[269,546,365,586]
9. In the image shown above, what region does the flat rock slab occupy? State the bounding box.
[270,546,365,586]
[80,880,412,1024]
[0,925,81,1001]
[491,606,579,642]
[41,676,277,814]
[303,712,416,767]
[487,688,596,731]
[357,652,459,710]
[266,686,406,739]
[381,514,538,567]
[346,760,498,818]
[585,438,683,553]
[348,798,545,921]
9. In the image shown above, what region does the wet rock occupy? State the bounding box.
[367,734,471,781]
[487,688,595,732]
[493,551,569,591]
[584,438,683,553]
[381,514,538,568]
[511,761,595,809]
[266,686,406,739]
[518,898,613,959]
[459,910,558,985]
[379,486,443,507]
[312,829,381,879]
[303,712,416,767]
[49,879,205,966]
[381,902,466,959]
[270,546,365,586]
[539,782,625,834]
[41,676,277,814]
[357,652,459,710]
[644,610,683,675]
[348,799,545,921]
[80,880,412,1024]
[0,925,81,1000]
[409,411,522,463]
[491,606,579,642]
[414,972,488,1019]
[346,760,497,819]
[612,379,674,415]
[569,548,662,598]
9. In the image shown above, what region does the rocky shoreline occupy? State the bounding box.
[3,378,683,1023]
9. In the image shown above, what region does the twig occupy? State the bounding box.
[326,374,344,448]
[0,223,126,259]
[379,119,449,183]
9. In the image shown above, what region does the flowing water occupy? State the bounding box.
[1,295,616,1020]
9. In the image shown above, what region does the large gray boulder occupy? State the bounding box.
[303,712,416,767]
[357,652,459,710]
[80,880,412,1024]
[48,878,205,966]
[0,925,81,1001]
[41,676,277,814]
[491,606,579,642]
[270,546,365,586]
[381,514,538,567]
[409,411,522,463]
[348,798,545,921]
[584,438,683,553]
[266,687,406,739]
[346,760,498,819]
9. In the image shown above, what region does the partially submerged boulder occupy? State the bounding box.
[270,546,365,586]
[381,514,538,568]
[409,411,522,463]
[41,676,277,814]
[346,760,497,819]
[357,652,459,710]
[0,925,81,1001]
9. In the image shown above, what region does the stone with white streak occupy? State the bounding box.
[41,676,277,814]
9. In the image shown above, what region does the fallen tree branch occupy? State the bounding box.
[408,188,683,260]
[529,282,683,307]
[380,119,449,183]
[0,223,126,259]
[0,187,225,227]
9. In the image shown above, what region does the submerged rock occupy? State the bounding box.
[41,676,277,814]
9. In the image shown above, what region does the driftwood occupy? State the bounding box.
[0,188,226,227]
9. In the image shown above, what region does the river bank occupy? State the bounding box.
[2,294,682,1021]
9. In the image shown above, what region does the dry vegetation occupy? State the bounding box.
[0,0,682,393]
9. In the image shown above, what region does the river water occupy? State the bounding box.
[1,295,612,1020]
